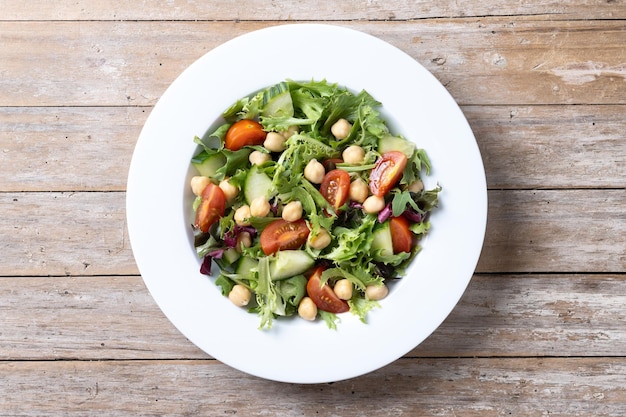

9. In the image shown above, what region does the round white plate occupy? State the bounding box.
[126,24,487,384]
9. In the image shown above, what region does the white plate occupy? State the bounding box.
[126,24,487,384]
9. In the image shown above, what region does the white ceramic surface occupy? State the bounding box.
[126,24,487,384]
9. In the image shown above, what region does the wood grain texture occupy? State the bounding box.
[0,106,146,192]
[0,20,624,107]
[1,275,624,360]
[0,358,623,416]
[0,276,203,360]
[466,105,626,189]
[1,0,624,20]
[478,189,626,273]
[1,105,624,192]
[0,192,137,276]
[2,3,625,414]
[415,274,626,357]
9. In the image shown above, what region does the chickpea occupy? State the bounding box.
[308,227,331,250]
[264,131,287,152]
[331,118,352,140]
[362,195,386,214]
[281,125,299,139]
[229,284,252,307]
[408,179,424,193]
[249,150,271,165]
[365,284,389,301]
[298,297,318,321]
[190,176,212,196]
[234,205,251,226]
[342,145,365,165]
[219,178,239,202]
[303,158,325,184]
[236,231,252,252]
[349,177,369,203]
[333,279,353,300]
[282,200,303,222]
[250,196,271,217]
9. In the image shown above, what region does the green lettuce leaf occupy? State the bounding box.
[318,310,340,330]
[348,297,380,323]
[255,256,278,329]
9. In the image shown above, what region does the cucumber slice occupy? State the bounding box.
[244,164,275,204]
[191,151,226,178]
[222,247,241,265]
[235,256,259,280]
[378,135,416,158]
[261,82,294,118]
[371,222,394,262]
[269,250,314,281]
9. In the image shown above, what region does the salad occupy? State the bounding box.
[189,79,440,329]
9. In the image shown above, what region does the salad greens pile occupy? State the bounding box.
[190,79,440,329]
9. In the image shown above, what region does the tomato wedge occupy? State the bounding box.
[194,183,226,233]
[369,151,408,197]
[319,169,351,211]
[390,216,413,254]
[260,218,310,255]
[306,266,350,314]
[224,119,267,151]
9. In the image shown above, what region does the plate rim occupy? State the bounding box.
[126,23,487,384]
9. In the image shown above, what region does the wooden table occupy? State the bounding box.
[1,2,625,415]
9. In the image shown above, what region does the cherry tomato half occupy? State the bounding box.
[390,216,413,254]
[260,218,310,255]
[194,183,226,233]
[306,266,350,314]
[319,169,351,211]
[224,119,267,151]
[369,151,408,197]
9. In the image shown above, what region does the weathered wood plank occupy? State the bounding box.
[1,3,623,416]
[1,0,623,20]
[393,20,626,106]
[1,275,624,360]
[0,107,146,192]
[0,358,623,416]
[414,274,626,357]
[0,20,624,107]
[0,276,204,360]
[0,192,138,276]
[1,105,624,192]
[1,189,623,276]
[466,105,626,189]
[478,189,626,273]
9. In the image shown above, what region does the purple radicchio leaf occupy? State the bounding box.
[207,248,226,259]
[223,232,237,248]
[236,225,257,238]
[377,203,393,223]
[270,199,280,216]
[402,209,423,223]
[200,256,213,276]
[349,201,363,209]
[223,225,257,247]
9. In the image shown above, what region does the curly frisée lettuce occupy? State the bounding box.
[189,79,441,329]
